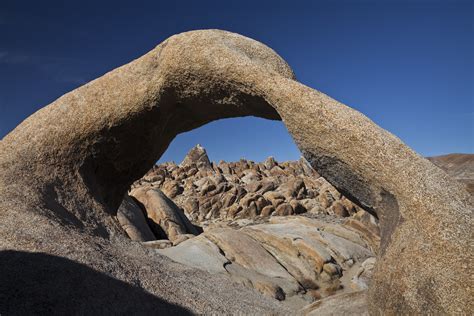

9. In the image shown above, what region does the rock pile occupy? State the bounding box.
[133,145,371,225]
[116,145,380,308]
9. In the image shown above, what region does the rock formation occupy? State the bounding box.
[134,145,364,223]
[114,149,380,309]
[129,186,198,244]
[428,153,474,194]
[118,148,381,309]
[0,29,472,314]
[157,217,376,309]
[117,195,156,241]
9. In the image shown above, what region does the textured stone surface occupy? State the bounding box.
[129,187,197,242]
[140,144,354,224]
[180,144,212,170]
[351,257,376,290]
[0,29,471,314]
[116,195,156,241]
[205,228,296,280]
[157,235,229,274]
[157,215,375,307]
[302,291,368,315]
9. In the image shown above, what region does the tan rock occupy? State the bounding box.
[116,195,156,242]
[242,223,320,287]
[300,198,323,213]
[292,238,332,274]
[289,199,307,214]
[269,165,287,177]
[247,217,374,288]
[260,205,275,217]
[245,181,262,193]
[171,233,195,246]
[254,196,270,213]
[263,191,285,208]
[224,262,298,300]
[161,180,182,199]
[343,217,380,254]
[240,170,260,185]
[221,189,237,208]
[302,291,368,315]
[239,193,260,208]
[263,157,277,170]
[351,257,376,290]
[182,197,199,216]
[318,190,334,209]
[277,177,306,199]
[141,239,173,249]
[205,228,295,281]
[217,161,232,174]
[181,144,212,170]
[1,29,471,314]
[329,200,349,217]
[253,280,286,301]
[157,235,229,274]
[322,263,342,278]
[130,187,197,242]
[259,181,276,194]
[274,203,294,216]
[227,204,242,219]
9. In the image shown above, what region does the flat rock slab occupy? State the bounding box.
[157,235,228,274]
[302,290,368,315]
[158,215,376,304]
[205,228,295,281]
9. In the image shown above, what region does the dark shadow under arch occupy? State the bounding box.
[0,251,191,315]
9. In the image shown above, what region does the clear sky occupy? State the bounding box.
[1,0,473,164]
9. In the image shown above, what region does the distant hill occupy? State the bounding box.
[427,153,474,194]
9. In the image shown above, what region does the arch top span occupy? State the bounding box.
[0,29,471,314]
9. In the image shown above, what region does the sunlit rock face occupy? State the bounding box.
[135,145,366,222]
[0,29,471,314]
[122,148,379,309]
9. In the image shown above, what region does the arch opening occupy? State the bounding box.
[119,119,382,306]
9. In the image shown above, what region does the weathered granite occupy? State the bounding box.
[117,195,156,241]
[0,29,471,314]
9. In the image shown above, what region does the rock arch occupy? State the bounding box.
[0,30,471,314]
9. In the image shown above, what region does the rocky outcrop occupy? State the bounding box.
[180,144,212,170]
[123,151,380,307]
[117,195,156,241]
[135,145,364,226]
[129,186,198,244]
[0,29,471,314]
[156,215,376,308]
[302,291,368,315]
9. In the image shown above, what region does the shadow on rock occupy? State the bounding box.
[0,250,191,315]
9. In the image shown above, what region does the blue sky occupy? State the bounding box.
[1,0,472,163]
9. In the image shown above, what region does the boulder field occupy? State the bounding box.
[0,30,472,314]
[116,146,380,311]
